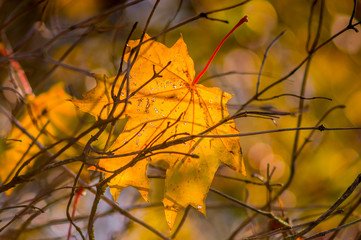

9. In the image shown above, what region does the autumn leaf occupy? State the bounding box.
[72,17,247,229]
[0,83,92,190]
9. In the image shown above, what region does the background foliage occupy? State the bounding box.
[1,0,361,239]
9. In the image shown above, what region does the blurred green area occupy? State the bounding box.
[1,0,361,239]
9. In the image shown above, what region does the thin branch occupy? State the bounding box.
[37,0,145,51]
[303,218,361,240]
[295,105,345,159]
[3,55,93,77]
[87,175,106,240]
[215,174,283,187]
[192,126,361,139]
[35,26,95,89]
[210,188,290,227]
[256,31,285,96]
[0,205,44,213]
[348,0,358,32]
[66,164,86,240]
[286,174,361,239]
[257,93,332,102]
[329,194,361,239]
[244,209,344,240]
[5,121,50,184]
[161,0,183,42]
[145,0,250,43]
[171,206,191,239]
[0,86,25,102]
[198,71,274,84]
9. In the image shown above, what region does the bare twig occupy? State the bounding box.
[171,206,191,239]
[303,218,361,240]
[286,174,361,239]
[255,31,285,96]
[210,188,290,227]
[144,0,250,43]
[329,194,361,239]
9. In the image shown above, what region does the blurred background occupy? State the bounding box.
[1,0,361,239]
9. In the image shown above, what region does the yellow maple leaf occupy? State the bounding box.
[73,18,247,229]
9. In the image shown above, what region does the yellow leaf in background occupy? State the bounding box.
[73,34,245,229]
[0,83,92,191]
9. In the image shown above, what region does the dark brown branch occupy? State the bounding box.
[303,218,361,240]
[329,194,361,239]
[286,174,361,239]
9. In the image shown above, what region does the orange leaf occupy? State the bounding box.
[73,34,246,230]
